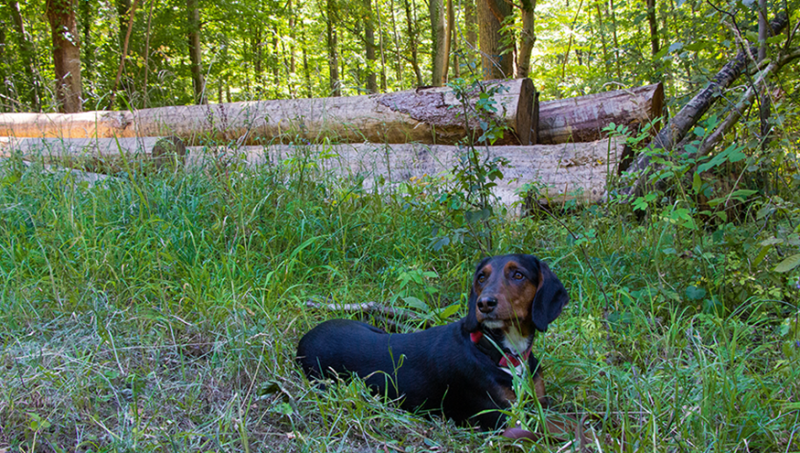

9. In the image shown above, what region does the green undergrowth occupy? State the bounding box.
[0,150,798,452]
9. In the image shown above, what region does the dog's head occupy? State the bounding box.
[464,254,568,336]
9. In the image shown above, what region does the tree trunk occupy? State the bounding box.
[142,0,155,108]
[187,0,206,104]
[517,0,536,78]
[594,0,610,79]
[47,0,83,113]
[1,136,185,173]
[326,0,341,96]
[9,0,40,110]
[538,83,663,144]
[116,0,131,34]
[402,0,422,86]
[364,0,378,93]
[0,19,6,111]
[608,0,621,80]
[623,12,788,195]
[646,0,659,57]
[430,0,447,86]
[464,0,478,64]
[478,0,514,79]
[0,79,536,146]
[389,0,404,87]
[676,49,800,158]
[185,137,626,205]
[757,0,770,149]
[79,0,93,85]
[109,0,139,109]
[302,30,313,98]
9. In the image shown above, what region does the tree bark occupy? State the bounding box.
[7,0,40,110]
[478,0,514,79]
[185,137,626,205]
[0,79,536,146]
[47,0,83,113]
[622,12,788,195]
[1,136,185,173]
[517,0,536,78]
[187,0,206,104]
[430,0,447,86]
[538,83,663,144]
[326,0,341,96]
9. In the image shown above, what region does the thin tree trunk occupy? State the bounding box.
[326,0,341,96]
[302,30,312,98]
[464,0,477,65]
[375,0,388,91]
[110,0,139,109]
[79,0,93,84]
[187,0,206,104]
[646,0,659,57]
[116,0,131,34]
[478,0,514,80]
[517,0,536,78]
[757,0,770,149]
[608,0,621,80]
[680,50,800,158]
[402,0,423,86]
[450,0,459,79]
[47,0,83,113]
[595,0,610,79]
[430,0,447,85]
[445,0,456,79]
[8,0,40,110]
[142,0,155,108]
[389,0,403,87]
[623,13,788,195]
[365,0,378,93]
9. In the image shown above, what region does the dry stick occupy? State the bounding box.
[109,0,141,110]
[305,300,421,324]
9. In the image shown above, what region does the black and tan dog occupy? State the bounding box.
[296,254,568,431]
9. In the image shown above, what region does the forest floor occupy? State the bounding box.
[0,149,798,452]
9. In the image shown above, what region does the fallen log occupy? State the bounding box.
[0,136,185,173]
[0,79,536,146]
[622,12,788,196]
[537,83,663,144]
[186,138,626,205]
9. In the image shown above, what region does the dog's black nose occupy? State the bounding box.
[477,296,497,314]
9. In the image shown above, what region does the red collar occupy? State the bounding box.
[470,331,531,368]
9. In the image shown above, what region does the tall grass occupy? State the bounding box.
[0,151,797,452]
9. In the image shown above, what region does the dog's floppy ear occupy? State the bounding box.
[530,259,569,332]
[464,256,491,332]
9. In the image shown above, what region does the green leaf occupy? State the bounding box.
[403,296,429,311]
[774,254,800,273]
[686,286,707,300]
[437,303,461,320]
[692,172,702,194]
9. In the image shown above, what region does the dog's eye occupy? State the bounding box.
[477,274,486,284]
[513,271,524,280]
